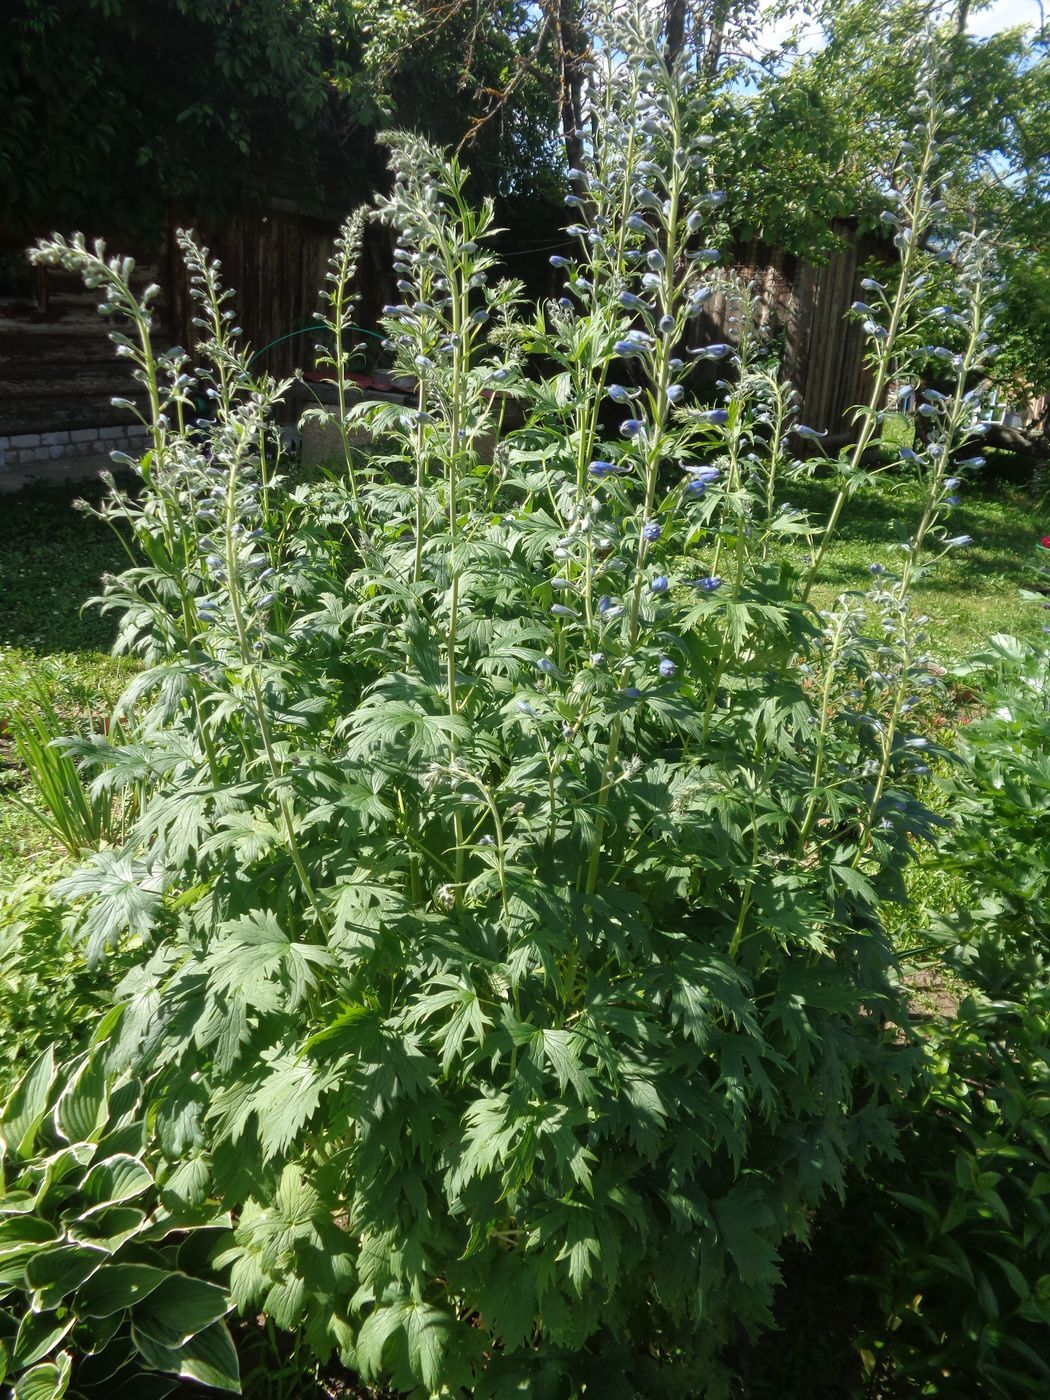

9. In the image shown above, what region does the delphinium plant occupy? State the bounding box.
[6,4,1004,1395]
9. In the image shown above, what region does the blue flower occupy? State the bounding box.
[619,291,648,311]
[615,339,649,359]
[643,520,661,542]
[626,214,650,234]
[686,576,721,591]
[551,604,578,617]
[537,657,564,677]
[666,384,685,404]
[869,562,884,575]
[703,191,727,207]
[551,577,572,589]
[792,424,828,439]
[620,686,642,699]
[686,288,713,316]
[658,314,675,335]
[621,418,645,437]
[517,700,539,716]
[860,277,884,291]
[607,384,635,403]
[685,479,707,496]
[945,494,960,506]
[647,249,666,271]
[696,408,728,425]
[957,456,985,468]
[659,656,677,678]
[650,575,668,594]
[689,343,730,360]
[550,254,571,268]
[686,465,720,484]
[946,534,973,547]
[589,460,625,477]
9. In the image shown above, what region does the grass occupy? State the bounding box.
[783,469,1046,657]
[0,483,136,886]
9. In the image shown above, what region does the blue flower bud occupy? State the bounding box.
[666,384,685,404]
[647,249,665,271]
[792,424,828,439]
[549,255,571,268]
[621,418,645,437]
[643,520,661,542]
[537,657,564,677]
[658,315,675,335]
[589,459,625,477]
[551,604,578,617]
[650,575,668,594]
[619,291,648,311]
[659,656,677,677]
[607,384,635,403]
[690,343,730,360]
[696,408,728,425]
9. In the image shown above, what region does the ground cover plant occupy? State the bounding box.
[1,4,1046,1395]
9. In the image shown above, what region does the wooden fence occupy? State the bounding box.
[1,208,897,455]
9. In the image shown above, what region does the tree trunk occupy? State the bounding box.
[557,0,587,174]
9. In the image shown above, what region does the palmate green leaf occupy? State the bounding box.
[55,852,163,964]
[357,1297,457,1395]
[343,698,472,762]
[204,912,332,1012]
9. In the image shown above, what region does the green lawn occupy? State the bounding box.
[785,471,1046,657]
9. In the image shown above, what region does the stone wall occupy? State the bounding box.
[0,423,148,475]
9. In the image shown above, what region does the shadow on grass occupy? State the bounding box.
[0,483,132,655]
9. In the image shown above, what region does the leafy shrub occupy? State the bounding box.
[850,633,1050,1396]
[0,874,125,1080]
[0,1044,239,1398]
[24,5,1004,1393]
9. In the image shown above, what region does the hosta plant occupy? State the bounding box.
[0,1044,238,1398]
[25,4,1002,1393]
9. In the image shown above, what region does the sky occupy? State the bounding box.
[762,0,1042,51]
[967,0,1042,38]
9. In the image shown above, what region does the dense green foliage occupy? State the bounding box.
[2,5,1048,1396]
[0,1044,239,1398]
[1,8,1020,1396]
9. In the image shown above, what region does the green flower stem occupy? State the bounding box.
[801,115,939,602]
[222,436,331,939]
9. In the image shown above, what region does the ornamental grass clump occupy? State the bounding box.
[6,5,1004,1394]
